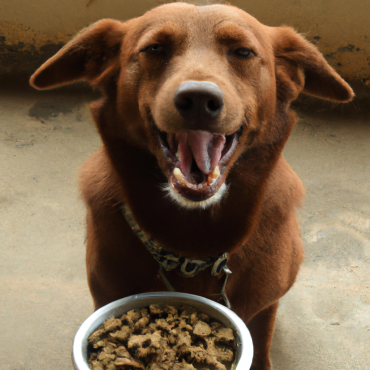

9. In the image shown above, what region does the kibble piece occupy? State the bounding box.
[193,321,211,337]
[156,318,174,331]
[173,360,196,370]
[168,333,177,345]
[178,344,207,363]
[141,308,149,318]
[120,310,141,327]
[175,331,191,348]
[170,327,180,336]
[91,360,104,370]
[190,312,198,325]
[93,340,105,349]
[114,357,145,369]
[134,316,150,331]
[214,362,227,370]
[89,353,98,363]
[204,337,234,363]
[198,313,210,323]
[210,321,223,330]
[213,327,236,346]
[115,345,131,358]
[141,322,157,334]
[106,364,117,370]
[164,305,178,316]
[97,352,115,362]
[180,343,227,370]
[128,309,142,321]
[149,304,163,315]
[178,319,193,331]
[110,326,132,342]
[158,346,177,366]
[147,364,161,370]
[102,342,117,354]
[180,310,190,320]
[104,317,122,332]
[216,346,234,363]
[88,328,106,344]
[128,331,162,360]
[166,313,178,324]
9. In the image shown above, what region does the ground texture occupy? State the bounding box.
[0,87,369,369]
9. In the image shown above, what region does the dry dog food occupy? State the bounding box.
[88,304,237,370]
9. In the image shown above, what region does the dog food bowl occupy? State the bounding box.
[72,292,254,370]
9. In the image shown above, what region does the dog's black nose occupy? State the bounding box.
[174,81,224,121]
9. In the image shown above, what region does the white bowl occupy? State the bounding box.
[72,292,253,370]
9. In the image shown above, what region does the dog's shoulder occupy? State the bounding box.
[79,146,122,209]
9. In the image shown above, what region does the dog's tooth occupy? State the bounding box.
[207,177,216,186]
[174,168,198,189]
[174,167,186,185]
[210,166,220,179]
[207,166,220,185]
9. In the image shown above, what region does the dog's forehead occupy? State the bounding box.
[134,3,268,43]
[144,3,250,22]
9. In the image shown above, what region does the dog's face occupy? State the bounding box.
[30,3,353,209]
[119,4,278,207]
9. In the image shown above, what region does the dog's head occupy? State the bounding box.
[30,3,353,209]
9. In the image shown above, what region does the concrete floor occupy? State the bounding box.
[0,86,369,370]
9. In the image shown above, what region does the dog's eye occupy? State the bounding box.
[140,44,162,53]
[234,48,254,59]
[150,44,161,52]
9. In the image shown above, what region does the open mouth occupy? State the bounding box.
[157,127,242,202]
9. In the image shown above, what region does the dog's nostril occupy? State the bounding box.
[207,99,220,112]
[176,96,193,111]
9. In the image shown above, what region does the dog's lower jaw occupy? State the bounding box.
[163,182,228,210]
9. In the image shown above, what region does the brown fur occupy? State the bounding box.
[30,3,353,369]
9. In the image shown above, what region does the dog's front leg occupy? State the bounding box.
[85,205,165,310]
[247,301,279,370]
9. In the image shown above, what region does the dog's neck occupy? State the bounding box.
[122,201,230,276]
[121,200,233,307]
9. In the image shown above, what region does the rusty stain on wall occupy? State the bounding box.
[0,21,69,77]
[319,42,370,85]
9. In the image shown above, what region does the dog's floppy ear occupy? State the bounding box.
[270,26,354,102]
[30,19,127,89]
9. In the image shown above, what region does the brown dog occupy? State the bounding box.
[30,3,353,369]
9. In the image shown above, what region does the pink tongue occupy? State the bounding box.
[177,131,226,176]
